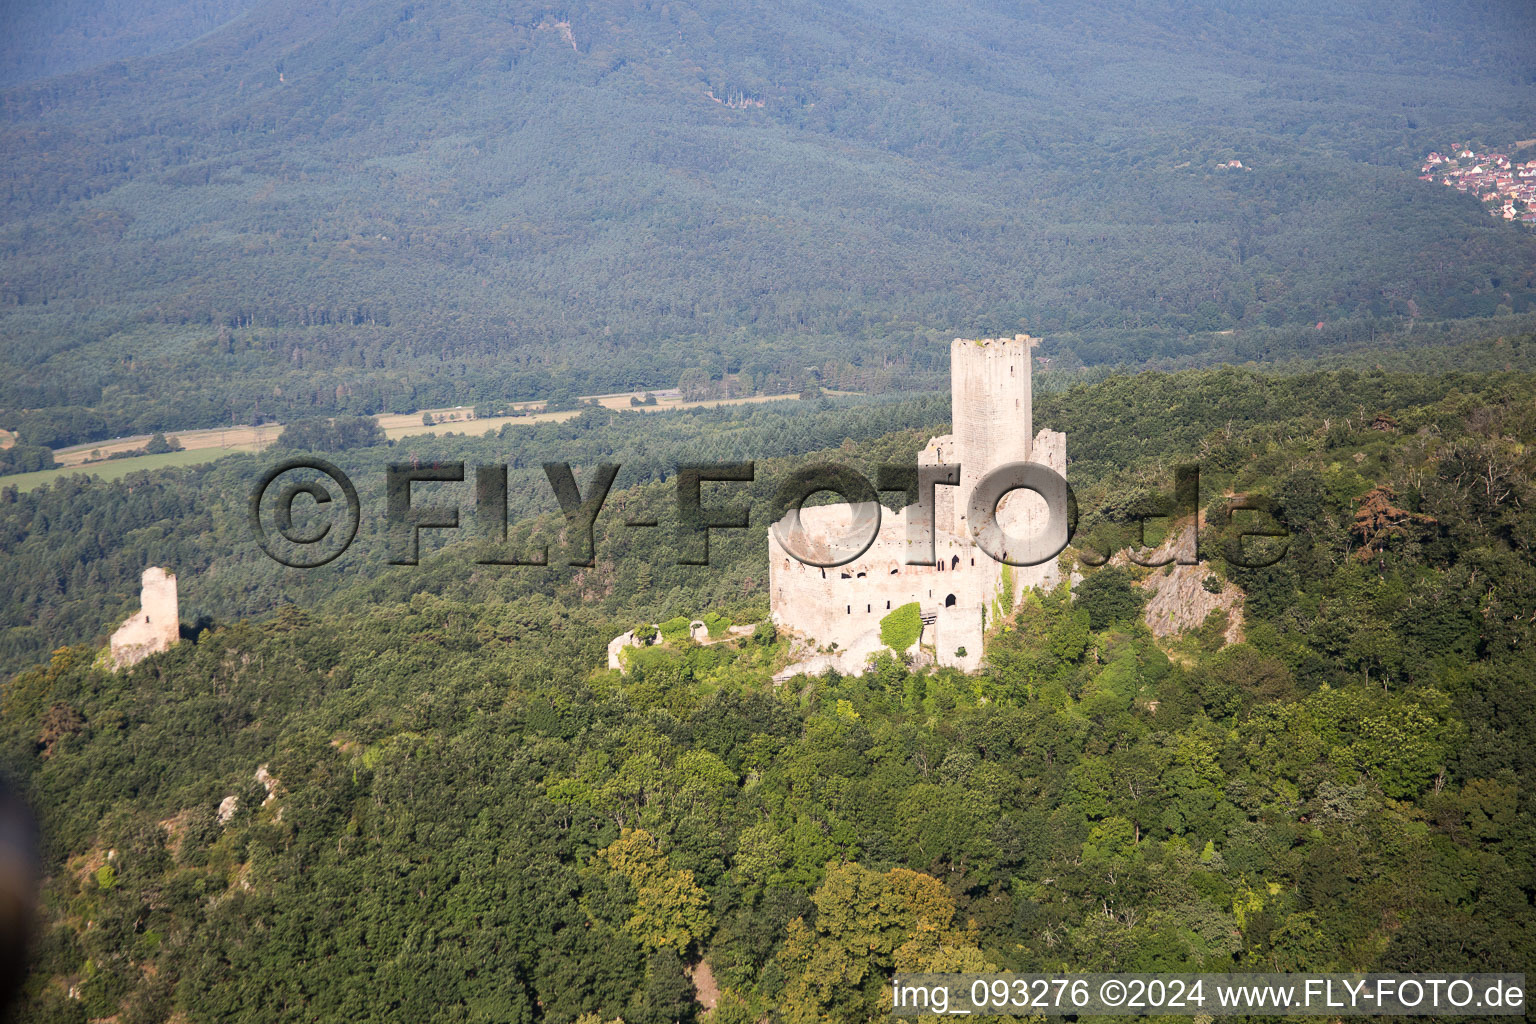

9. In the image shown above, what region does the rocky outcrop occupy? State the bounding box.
[1101,512,1245,644]
[771,624,925,683]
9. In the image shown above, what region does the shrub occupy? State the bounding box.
[658,616,692,644]
[702,612,732,638]
[1075,566,1147,630]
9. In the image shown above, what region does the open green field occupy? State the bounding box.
[6,447,236,492]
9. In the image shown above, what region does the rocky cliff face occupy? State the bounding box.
[1141,563,1243,644]
[1109,516,1244,644]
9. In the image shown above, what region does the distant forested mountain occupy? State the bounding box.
[0,0,259,86]
[2,0,1535,444]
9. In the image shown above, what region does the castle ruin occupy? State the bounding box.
[768,335,1066,674]
[109,567,180,670]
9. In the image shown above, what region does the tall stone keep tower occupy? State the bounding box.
[109,567,179,670]
[944,334,1036,536]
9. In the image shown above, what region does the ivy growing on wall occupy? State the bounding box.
[880,602,922,652]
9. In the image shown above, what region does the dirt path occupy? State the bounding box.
[688,959,719,1011]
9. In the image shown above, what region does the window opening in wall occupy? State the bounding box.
[945,593,957,607]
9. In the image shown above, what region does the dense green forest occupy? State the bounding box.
[9,338,1536,677]
[0,391,948,677]
[2,351,1533,1022]
[3,0,1536,445]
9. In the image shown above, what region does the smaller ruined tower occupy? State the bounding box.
[109,567,179,670]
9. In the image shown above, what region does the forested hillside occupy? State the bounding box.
[2,354,1533,1022]
[3,0,1536,445]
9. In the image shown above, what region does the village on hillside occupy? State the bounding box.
[1420,141,1536,225]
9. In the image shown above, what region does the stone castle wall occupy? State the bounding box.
[1010,426,1067,596]
[769,504,998,670]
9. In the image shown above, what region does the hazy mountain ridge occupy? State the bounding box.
[0,0,261,87]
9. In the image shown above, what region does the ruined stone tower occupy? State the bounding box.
[768,334,1066,676]
[109,567,179,670]
[926,334,1037,537]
